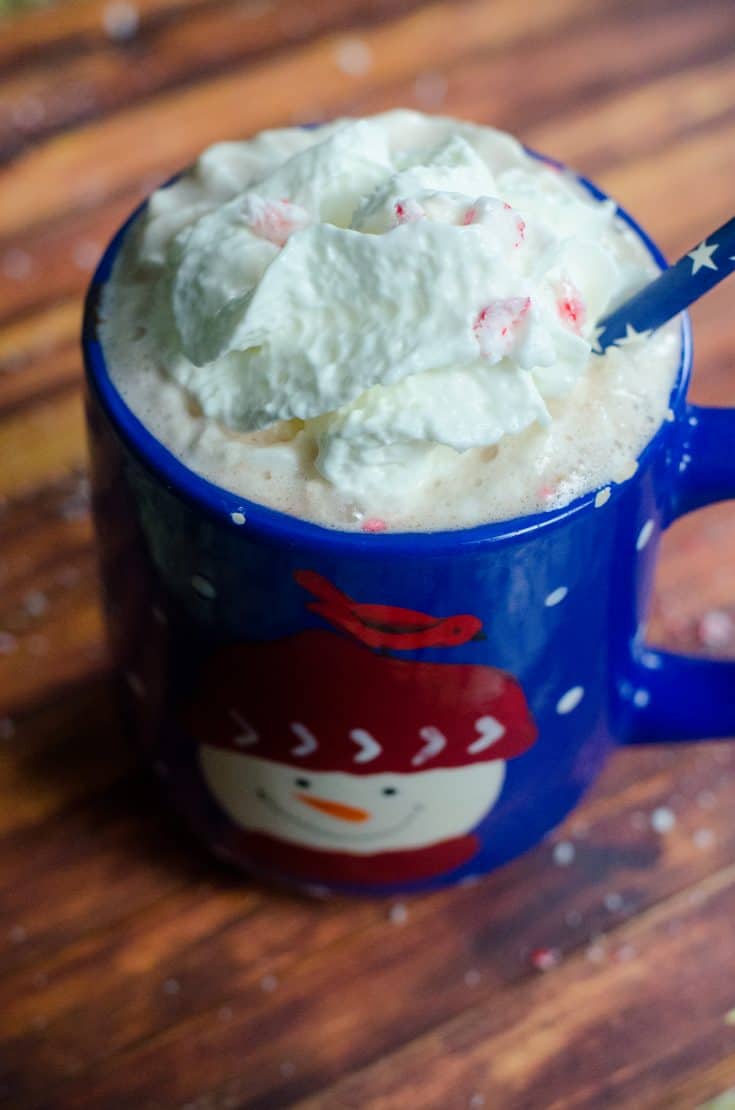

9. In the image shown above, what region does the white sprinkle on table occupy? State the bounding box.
[103,0,139,40]
[334,38,373,76]
[693,827,715,850]
[545,586,568,607]
[650,805,676,834]
[413,71,448,108]
[553,840,575,867]
[389,902,408,926]
[191,574,216,599]
[2,248,32,280]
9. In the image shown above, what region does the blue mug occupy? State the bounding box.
[82,163,735,896]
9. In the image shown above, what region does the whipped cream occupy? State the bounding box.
[102,111,680,530]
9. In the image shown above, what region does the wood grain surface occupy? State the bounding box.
[2,0,735,1106]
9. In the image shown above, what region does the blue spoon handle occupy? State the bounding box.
[595,215,735,352]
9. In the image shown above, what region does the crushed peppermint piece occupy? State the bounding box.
[594,487,611,508]
[650,806,676,834]
[585,941,606,963]
[693,827,715,850]
[473,297,531,361]
[604,891,624,912]
[260,973,279,993]
[468,1094,486,1109]
[361,517,387,533]
[615,943,636,962]
[698,609,734,650]
[464,968,482,987]
[334,38,373,77]
[530,947,560,971]
[244,197,312,248]
[394,198,424,225]
[103,1,139,41]
[389,902,408,926]
[552,840,575,866]
[556,279,586,334]
[413,71,448,108]
[23,590,48,618]
[230,511,247,525]
[163,977,180,995]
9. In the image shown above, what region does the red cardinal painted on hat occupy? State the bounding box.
[295,570,483,650]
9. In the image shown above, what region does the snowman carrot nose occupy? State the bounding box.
[295,793,370,822]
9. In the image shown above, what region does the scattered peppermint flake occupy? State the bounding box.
[724,1008,735,1026]
[191,574,216,599]
[650,806,676,834]
[544,586,568,607]
[530,947,560,972]
[230,511,247,525]
[0,718,15,741]
[585,941,606,963]
[260,973,279,993]
[2,248,32,280]
[413,71,448,108]
[468,1095,486,1109]
[632,688,650,708]
[389,902,408,926]
[163,978,180,995]
[615,943,636,962]
[23,590,48,618]
[334,38,373,76]
[594,487,611,508]
[72,240,101,272]
[698,609,734,650]
[103,1,140,41]
[464,968,482,987]
[11,97,45,130]
[693,827,715,850]
[552,840,575,867]
[604,891,624,913]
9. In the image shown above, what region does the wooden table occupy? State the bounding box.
[2,1,735,1105]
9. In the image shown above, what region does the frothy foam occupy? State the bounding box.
[99,111,680,533]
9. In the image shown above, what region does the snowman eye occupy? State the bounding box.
[382,786,398,796]
[294,777,311,789]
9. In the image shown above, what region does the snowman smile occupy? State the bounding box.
[255,788,423,844]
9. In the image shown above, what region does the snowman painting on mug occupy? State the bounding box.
[184,572,538,886]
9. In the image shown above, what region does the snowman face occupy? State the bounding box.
[199,747,506,854]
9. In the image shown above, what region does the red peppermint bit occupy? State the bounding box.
[537,484,556,501]
[362,517,387,534]
[462,206,477,226]
[514,215,526,247]
[557,280,586,334]
[474,297,531,359]
[530,947,560,972]
[393,199,423,225]
[503,202,512,210]
[248,199,308,248]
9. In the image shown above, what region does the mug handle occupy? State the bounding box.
[625,404,735,743]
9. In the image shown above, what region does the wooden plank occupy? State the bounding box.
[0,0,428,159]
[0,389,86,499]
[1,739,733,1107]
[0,0,609,242]
[0,0,211,69]
[291,867,735,1110]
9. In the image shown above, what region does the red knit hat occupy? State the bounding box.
[184,629,537,774]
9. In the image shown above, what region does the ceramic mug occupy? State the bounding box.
[82,164,735,896]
